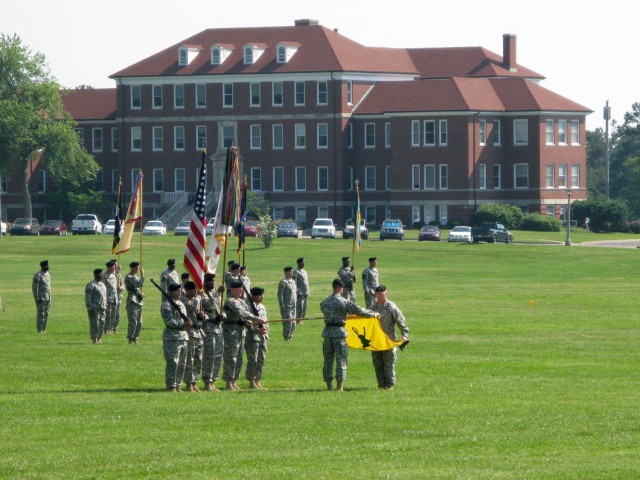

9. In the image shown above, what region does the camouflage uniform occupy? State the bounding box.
[160,268,179,293]
[32,269,51,333]
[222,297,261,383]
[244,302,269,382]
[181,293,204,388]
[361,266,379,308]
[319,293,377,383]
[85,278,107,341]
[278,277,297,339]
[338,266,356,302]
[240,274,252,308]
[113,268,124,332]
[103,270,119,332]
[294,267,309,319]
[370,300,409,388]
[201,287,223,385]
[125,272,144,342]
[161,298,189,391]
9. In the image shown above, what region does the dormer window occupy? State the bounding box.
[276,42,300,64]
[244,47,253,64]
[178,45,201,66]
[242,43,266,65]
[211,44,233,66]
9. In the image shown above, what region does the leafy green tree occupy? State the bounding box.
[608,103,640,215]
[0,34,98,218]
[571,197,629,233]
[586,128,607,198]
[257,207,278,248]
[472,203,524,229]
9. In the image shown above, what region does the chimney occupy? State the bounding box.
[294,19,319,26]
[503,34,517,72]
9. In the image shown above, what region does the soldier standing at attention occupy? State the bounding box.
[293,257,309,321]
[112,259,124,334]
[369,285,409,390]
[32,260,51,334]
[125,261,145,344]
[278,266,297,341]
[85,268,107,344]
[338,256,356,302]
[361,257,379,308]
[161,283,191,392]
[201,273,224,391]
[225,263,241,297]
[222,280,264,391]
[180,272,191,296]
[160,259,179,292]
[320,278,379,391]
[245,286,269,389]
[239,266,252,307]
[181,281,205,392]
[103,260,119,334]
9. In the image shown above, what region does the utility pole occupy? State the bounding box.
[604,100,611,198]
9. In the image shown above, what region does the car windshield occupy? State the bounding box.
[452,226,471,232]
[422,226,437,232]
[77,215,95,221]
[43,220,62,226]
[247,221,257,227]
[384,221,401,227]
[314,220,332,226]
[14,218,30,225]
[147,221,162,227]
[178,221,190,227]
[280,223,296,229]
[105,220,115,225]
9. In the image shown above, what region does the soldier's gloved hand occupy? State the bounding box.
[217,285,225,294]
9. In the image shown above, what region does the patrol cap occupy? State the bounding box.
[93,268,103,275]
[375,284,387,293]
[230,280,243,289]
[284,266,293,272]
[106,260,116,267]
[239,265,247,271]
[227,260,235,266]
[129,261,140,268]
[40,260,49,267]
[204,273,216,281]
[168,283,181,292]
[332,278,345,288]
[167,258,176,266]
[181,272,190,280]
[296,257,304,264]
[341,256,350,262]
[184,281,196,290]
[250,287,265,296]
[231,263,241,270]
[110,259,118,264]
[368,257,377,262]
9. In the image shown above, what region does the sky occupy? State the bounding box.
[2,0,636,131]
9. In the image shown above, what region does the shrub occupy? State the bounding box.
[571,198,629,233]
[521,213,561,232]
[473,204,524,230]
[257,208,278,248]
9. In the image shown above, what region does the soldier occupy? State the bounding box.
[278,266,297,341]
[160,259,179,292]
[124,261,145,344]
[239,266,252,307]
[245,286,269,389]
[361,257,379,308]
[161,283,191,392]
[180,272,191,296]
[337,256,356,302]
[201,273,225,391]
[222,280,264,391]
[293,257,309,320]
[225,263,241,297]
[181,281,205,392]
[369,285,409,390]
[320,278,379,391]
[113,259,124,333]
[103,260,119,334]
[32,260,51,334]
[85,268,107,344]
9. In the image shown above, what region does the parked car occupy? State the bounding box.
[342,219,369,240]
[206,218,216,235]
[71,214,102,235]
[277,221,298,238]
[379,219,404,241]
[174,220,191,236]
[418,225,440,241]
[245,220,261,237]
[142,220,167,235]
[40,220,69,236]
[311,218,336,239]
[447,225,473,243]
[9,217,40,236]
[0,219,6,236]
[103,219,117,235]
[472,222,513,243]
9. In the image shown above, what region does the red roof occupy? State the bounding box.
[61,88,116,120]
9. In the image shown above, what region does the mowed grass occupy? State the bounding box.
[0,233,639,479]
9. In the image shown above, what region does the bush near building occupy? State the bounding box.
[472,204,524,230]
[571,198,629,233]
[521,213,561,232]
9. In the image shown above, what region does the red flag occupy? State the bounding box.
[184,150,207,289]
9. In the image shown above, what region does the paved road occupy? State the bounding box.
[577,240,640,249]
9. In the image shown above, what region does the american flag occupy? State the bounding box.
[184,150,207,289]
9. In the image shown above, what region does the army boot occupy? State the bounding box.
[336,381,344,392]
[326,380,333,391]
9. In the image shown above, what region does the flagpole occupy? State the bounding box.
[139,172,143,266]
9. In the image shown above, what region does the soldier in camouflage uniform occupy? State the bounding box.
[160,259,179,292]
[124,261,145,344]
[361,257,379,308]
[161,283,191,392]
[32,260,51,334]
[245,286,269,389]
[225,263,241,297]
[181,281,205,392]
[103,260,119,334]
[369,285,409,390]
[337,256,356,302]
[278,266,297,341]
[320,278,379,391]
[201,273,224,391]
[113,260,124,333]
[180,272,191,297]
[85,268,107,344]
[239,266,252,308]
[222,280,265,391]
[293,257,309,320]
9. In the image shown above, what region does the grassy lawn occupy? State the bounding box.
[0,233,639,479]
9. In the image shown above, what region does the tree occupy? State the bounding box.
[608,102,640,216]
[472,203,524,229]
[0,34,98,218]
[586,128,607,198]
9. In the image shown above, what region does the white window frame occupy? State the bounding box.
[424,164,436,190]
[195,84,206,108]
[317,123,328,149]
[174,126,185,151]
[295,124,306,149]
[277,46,286,64]
[222,125,235,149]
[411,120,420,146]
[479,163,487,189]
[196,125,207,150]
[546,119,555,145]
[273,167,284,192]
[365,165,376,191]
[130,126,142,151]
[364,123,375,148]
[92,128,103,152]
[174,168,185,192]
[295,207,306,223]
[412,165,420,190]
[347,123,353,149]
[243,47,253,65]
[439,120,448,146]
[251,167,262,191]
[111,169,119,193]
[346,81,353,105]
[250,83,260,107]
[571,164,580,188]
[111,127,118,152]
[250,124,261,150]
[365,206,376,225]
[272,124,284,150]
[174,84,185,109]
[153,84,163,109]
[479,120,486,145]
[571,120,580,145]
[514,163,529,189]
[295,81,305,106]
[424,120,435,146]
[546,164,555,188]
[493,164,501,190]
[211,47,221,65]
[318,206,329,219]
[272,82,283,106]
[153,126,163,151]
[385,122,391,148]
[514,119,529,146]
[318,166,329,191]
[153,168,164,192]
[273,207,284,220]
[295,166,306,191]
[412,205,421,225]
[317,81,327,105]
[130,85,141,109]
[385,165,391,191]
[223,83,233,108]
[493,120,502,146]
[558,164,567,188]
[439,164,448,189]
[558,119,567,145]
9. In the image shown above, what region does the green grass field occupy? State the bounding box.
[1,232,639,479]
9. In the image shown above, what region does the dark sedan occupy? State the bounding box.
[418,225,440,241]
[40,220,69,236]
[277,221,298,238]
[9,218,40,235]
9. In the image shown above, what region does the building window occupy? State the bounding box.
[153,85,163,109]
[439,164,448,189]
[493,120,501,146]
[317,123,328,149]
[347,81,353,105]
[130,169,142,192]
[131,85,141,109]
[546,205,555,217]
[317,81,327,105]
[153,126,163,151]
[479,163,487,189]
[364,123,375,148]
[411,120,420,146]
[558,119,567,145]
[111,170,119,193]
[131,126,141,151]
[571,164,580,188]
[273,124,283,149]
[250,124,261,150]
[365,206,376,225]
[277,46,286,63]
[318,206,329,219]
[546,119,555,145]
[153,169,164,192]
[571,120,580,145]
[111,127,118,152]
[558,164,567,188]
[347,123,353,149]
[251,167,261,191]
[424,164,435,189]
[196,84,206,108]
[273,167,284,191]
[36,169,46,193]
[174,126,185,151]
[243,47,253,64]
[348,167,353,191]
[439,205,448,225]
[174,85,185,108]
[92,128,103,152]
[439,120,448,146]
[222,125,235,148]
[318,166,329,191]
[250,83,260,107]
[385,165,391,191]
[211,47,221,65]
[479,119,487,145]
[514,119,529,145]
[273,207,284,220]
[295,166,306,191]
[175,168,185,192]
[223,83,233,107]
[514,163,529,188]
[178,48,188,66]
[295,124,306,149]
[272,82,283,106]
[412,165,420,190]
[365,166,376,191]
[385,122,391,148]
[412,205,421,225]
[424,120,435,146]
[546,164,554,188]
[295,81,305,106]
[196,126,207,150]
[295,207,306,223]
[493,164,501,189]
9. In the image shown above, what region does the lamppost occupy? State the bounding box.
[565,189,572,246]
